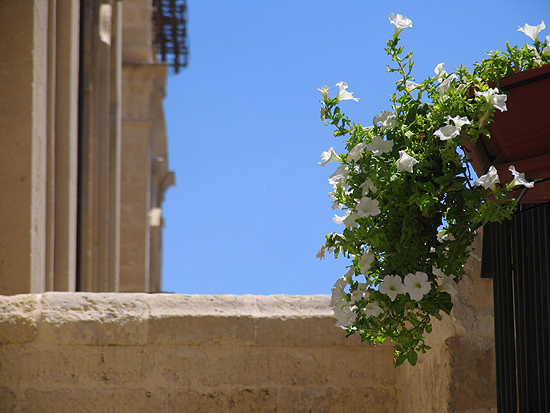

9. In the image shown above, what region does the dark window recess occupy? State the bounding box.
[482,203,550,412]
[152,0,189,73]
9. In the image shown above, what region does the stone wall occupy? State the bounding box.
[1,293,401,412]
[0,274,496,412]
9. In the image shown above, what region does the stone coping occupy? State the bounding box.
[0,293,374,348]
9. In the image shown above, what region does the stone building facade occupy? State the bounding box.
[0,0,174,295]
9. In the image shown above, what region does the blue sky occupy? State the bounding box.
[161,0,549,295]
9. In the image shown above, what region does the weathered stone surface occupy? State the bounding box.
[447,336,497,412]
[0,386,17,412]
[197,348,269,387]
[22,388,167,412]
[266,348,331,386]
[0,294,38,344]
[0,280,496,412]
[40,293,148,345]
[167,388,278,412]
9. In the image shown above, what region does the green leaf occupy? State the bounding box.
[407,350,418,366]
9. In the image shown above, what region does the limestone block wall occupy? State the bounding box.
[0,241,496,413]
[0,293,401,412]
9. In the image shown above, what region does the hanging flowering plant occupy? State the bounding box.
[318,15,548,366]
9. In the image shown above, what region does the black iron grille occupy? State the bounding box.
[482,203,550,412]
[153,0,189,73]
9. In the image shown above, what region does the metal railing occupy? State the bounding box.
[152,0,189,73]
[482,203,550,412]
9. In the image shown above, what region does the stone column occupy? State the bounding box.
[120,63,170,292]
[52,0,80,292]
[0,1,49,294]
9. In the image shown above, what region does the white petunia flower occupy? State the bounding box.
[434,125,460,141]
[365,301,384,318]
[448,115,471,129]
[335,81,359,103]
[318,85,330,100]
[544,35,550,56]
[359,247,375,275]
[366,135,394,155]
[333,305,357,328]
[434,63,447,80]
[330,285,348,309]
[490,94,508,112]
[389,13,412,37]
[350,288,370,304]
[475,88,508,112]
[403,271,432,301]
[328,165,349,189]
[378,275,405,301]
[359,179,377,195]
[517,21,546,42]
[474,165,500,189]
[509,165,535,188]
[318,147,342,166]
[396,150,418,173]
[333,268,354,289]
[438,74,457,95]
[405,80,421,92]
[333,210,359,227]
[373,111,399,130]
[347,142,367,162]
[356,196,380,218]
[437,274,458,298]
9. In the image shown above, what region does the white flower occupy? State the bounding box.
[544,35,550,56]
[328,191,342,210]
[438,74,457,95]
[434,125,460,141]
[318,147,342,166]
[509,165,534,188]
[366,135,394,155]
[475,88,507,112]
[347,142,367,162]
[350,288,370,304]
[474,165,500,189]
[333,210,358,227]
[389,13,412,37]
[335,81,359,102]
[333,305,357,328]
[333,268,354,289]
[434,63,447,80]
[437,274,458,298]
[365,301,384,318]
[378,275,405,301]
[518,21,546,42]
[330,285,348,309]
[328,165,349,189]
[359,247,375,275]
[396,150,418,173]
[333,210,350,225]
[405,80,421,92]
[359,179,377,195]
[373,111,399,130]
[403,271,432,301]
[490,94,508,112]
[318,85,330,100]
[448,115,471,129]
[356,196,380,218]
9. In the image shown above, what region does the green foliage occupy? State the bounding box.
[320,23,548,366]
